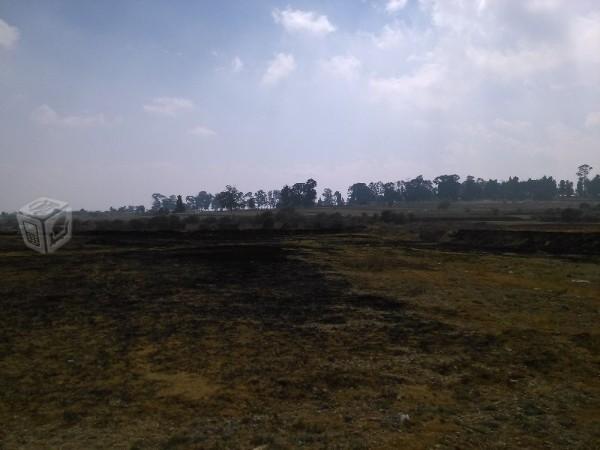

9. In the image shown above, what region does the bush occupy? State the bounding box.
[437,200,451,210]
[183,215,200,224]
[579,202,591,210]
[129,218,144,231]
[381,210,406,224]
[313,212,344,229]
[275,208,303,229]
[255,211,275,229]
[561,208,584,222]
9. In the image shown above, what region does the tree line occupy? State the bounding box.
[139,164,598,213]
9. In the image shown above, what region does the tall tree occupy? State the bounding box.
[348,183,376,205]
[483,179,501,200]
[278,179,318,208]
[214,185,244,211]
[174,195,186,213]
[255,190,267,209]
[196,191,214,210]
[382,182,399,205]
[576,164,593,197]
[404,176,434,202]
[434,175,461,201]
[267,190,281,208]
[461,176,483,201]
[321,188,334,207]
[588,175,600,198]
[558,180,574,197]
[185,195,197,210]
[151,193,166,212]
[244,192,256,209]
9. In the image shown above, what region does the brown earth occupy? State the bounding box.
[0,228,599,449]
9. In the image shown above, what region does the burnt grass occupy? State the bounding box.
[0,228,599,449]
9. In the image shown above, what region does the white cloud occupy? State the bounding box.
[585,112,600,128]
[231,56,244,73]
[467,45,564,79]
[262,53,296,85]
[143,97,195,116]
[493,119,533,135]
[386,0,409,14]
[372,24,407,49]
[525,0,562,13]
[272,8,336,36]
[369,63,450,109]
[0,18,19,50]
[31,105,107,128]
[570,13,600,66]
[321,55,361,81]
[189,125,217,137]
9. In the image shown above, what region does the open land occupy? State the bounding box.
[1,203,599,449]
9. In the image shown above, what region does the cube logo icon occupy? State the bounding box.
[17,197,72,254]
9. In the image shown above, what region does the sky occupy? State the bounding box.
[0,0,599,211]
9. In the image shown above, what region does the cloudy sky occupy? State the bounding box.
[1,0,599,210]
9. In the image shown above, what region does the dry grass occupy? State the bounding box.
[0,228,598,449]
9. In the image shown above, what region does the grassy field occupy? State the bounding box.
[0,215,599,448]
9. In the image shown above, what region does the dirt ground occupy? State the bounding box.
[0,227,599,449]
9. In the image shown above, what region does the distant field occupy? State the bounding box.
[68,199,600,220]
[1,215,599,449]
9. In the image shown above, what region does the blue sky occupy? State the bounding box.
[1,0,599,210]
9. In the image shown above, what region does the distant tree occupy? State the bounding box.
[527,176,557,200]
[196,191,213,210]
[211,195,223,211]
[382,182,400,205]
[175,195,186,213]
[502,177,523,200]
[483,179,501,200]
[434,175,460,201]
[334,191,344,206]
[214,185,244,211]
[244,192,256,209]
[255,190,268,209]
[322,188,334,207]
[348,183,376,204]
[368,181,385,202]
[278,179,318,208]
[558,180,574,198]
[403,176,434,202]
[303,179,318,207]
[162,195,177,212]
[576,164,593,197]
[588,175,600,198]
[267,190,281,209]
[278,185,294,208]
[185,195,197,210]
[461,176,484,201]
[151,193,166,212]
